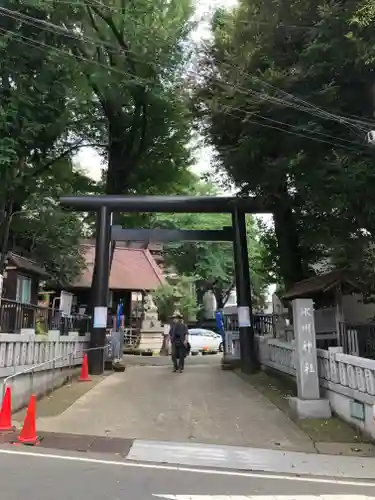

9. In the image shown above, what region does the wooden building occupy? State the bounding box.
[283,269,367,353]
[2,252,49,304]
[50,244,165,330]
[0,252,50,333]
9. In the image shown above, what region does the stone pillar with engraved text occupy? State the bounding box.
[289,298,332,419]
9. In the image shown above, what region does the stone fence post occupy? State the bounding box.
[289,298,331,419]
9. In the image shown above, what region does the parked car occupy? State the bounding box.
[187,328,222,354]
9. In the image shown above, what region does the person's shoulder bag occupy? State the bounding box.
[184,325,191,354]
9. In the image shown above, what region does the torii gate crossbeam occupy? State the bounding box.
[111,226,234,242]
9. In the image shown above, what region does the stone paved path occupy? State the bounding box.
[33,360,315,452]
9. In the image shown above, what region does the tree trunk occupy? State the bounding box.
[272,190,305,290]
[106,131,129,196]
[0,201,14,274]
[214,289,225,310]
[89,123,128,315]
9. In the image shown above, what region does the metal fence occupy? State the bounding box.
[2,344,109,401]
[338,322,375,359]
[0,298,90,334]
[105,329,125,362]
[123,327,141,348]
[222,308,375,360]
[253,314,274,335]
[312,321,375,358]
[223,313,275,336]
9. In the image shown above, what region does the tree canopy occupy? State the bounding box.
[50,0,195,197]
[10,160,96,284]
[0,0,85,270]
[0,0,198,284]
[195,0,375,290]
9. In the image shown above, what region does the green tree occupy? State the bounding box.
[0,0,199,290]
[0,0,95,270]
[48,0,195,197]
[178,282,200,322]
[152,282,176,325]
[10,161,95,284]
[152,180,268,311]
[152,276,199,323]
[195,0,375,289]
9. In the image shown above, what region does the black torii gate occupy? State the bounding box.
[60,195,264,375]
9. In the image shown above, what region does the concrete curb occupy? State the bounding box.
[126,439,375,480]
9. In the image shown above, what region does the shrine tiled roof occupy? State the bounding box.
[71,244,165,291]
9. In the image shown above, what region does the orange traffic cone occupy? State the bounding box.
[18,394,39,445]
[79,353,91,382]
[0,387,14,432]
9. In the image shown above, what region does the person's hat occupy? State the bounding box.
[171,311,183,319]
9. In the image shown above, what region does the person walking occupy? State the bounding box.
[169,313,188,373]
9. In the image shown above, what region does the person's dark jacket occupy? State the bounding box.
[170,322,188,345]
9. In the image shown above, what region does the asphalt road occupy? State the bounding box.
[1,447,374,500]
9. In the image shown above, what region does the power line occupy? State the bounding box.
[215,106,369,154]
[205,73,372,141]
[219,102,366,150]
[195,42,375,133]
[7,0,190,63]
[0,26,151,85]
[0,5,145,64]
[5,0,374,138]
[1,26,369,152]
[1,5,374,152]
[188,66,371,147]
[6,1,375,135]
[197,63,372,134]
[0,4,189,84]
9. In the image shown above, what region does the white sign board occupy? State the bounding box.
[93,306,107,328]
[237,306,250,327]
[60,290,73,315]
